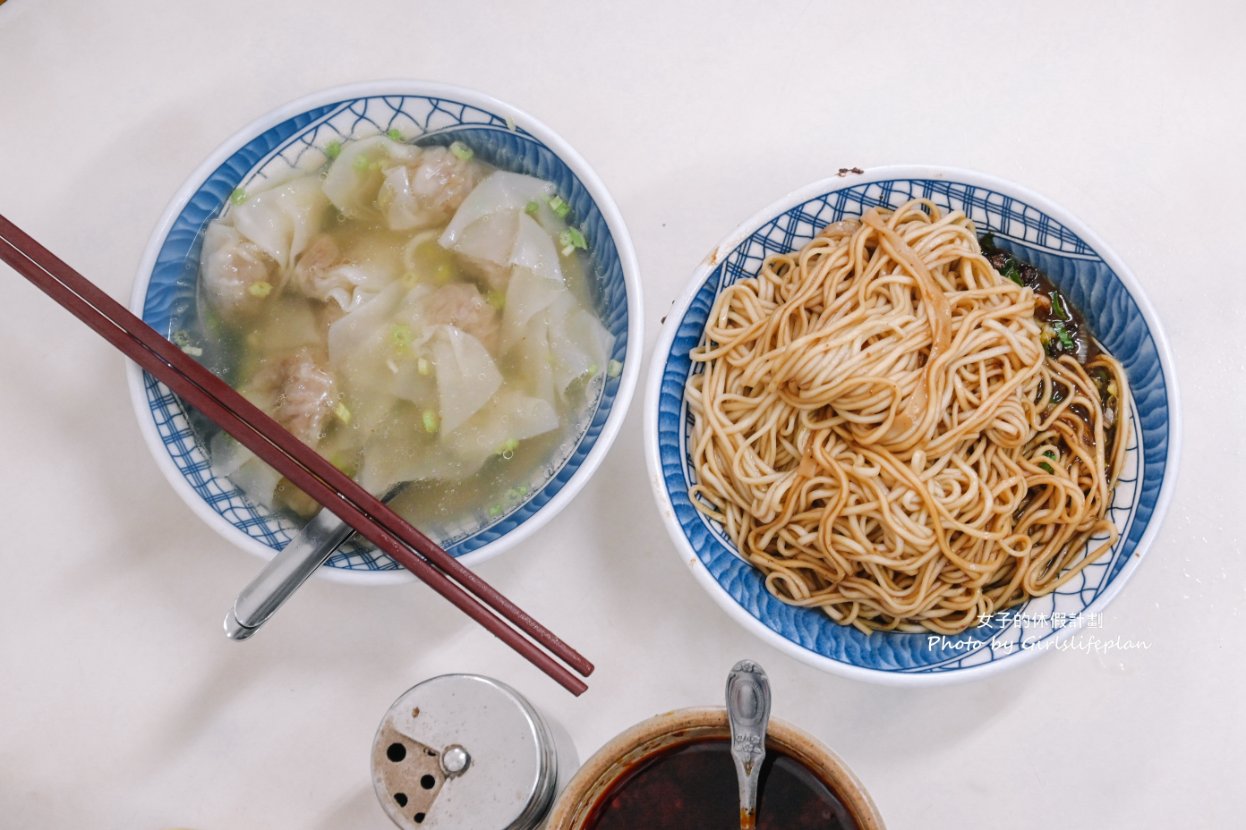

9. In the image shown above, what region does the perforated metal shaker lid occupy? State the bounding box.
[371,674,558,830]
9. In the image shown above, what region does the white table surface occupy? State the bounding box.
[2,1,1243,827]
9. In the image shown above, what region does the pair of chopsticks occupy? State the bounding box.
[0,214,593,695]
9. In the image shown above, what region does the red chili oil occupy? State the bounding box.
[583,739,859,830]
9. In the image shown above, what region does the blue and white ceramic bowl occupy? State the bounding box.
[645,167,1179,684]
[129,82,642,583]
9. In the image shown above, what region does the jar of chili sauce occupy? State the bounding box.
[547,708,885,830]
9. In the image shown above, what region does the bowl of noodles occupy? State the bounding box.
[645,167,1178,683]
[128,82,641,581]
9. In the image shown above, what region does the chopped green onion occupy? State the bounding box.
[485,289,506,310]
[325,140,342,160]
[547,195,570,218]
[449,141,474,161]
[487,504,503,518]
[524,200,540,216]
[421,409,440,434]
[1043,449,1059,460]
[391,323,413,352]
[334,402,352,424]
[248,281,273,298]
[352,154,370,172]
[1049,290,1068,319]
[507,485,529,499]
[607,359,622,379]
[171,330,191,348]
[417,357,432,376]
[586,363,599,376]
[229,188,248,206]
[1038,461,1054,474]
[498,437,519,455]
[1002,261,1023,285]
[1042,322,1075,355]
[558,227,587,256]
[1053,321,1076,352]
[386,128,403,141]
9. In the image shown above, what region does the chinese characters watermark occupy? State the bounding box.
[925,611,1152,654]
[975,610,1105,629]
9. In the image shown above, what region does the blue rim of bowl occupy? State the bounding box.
[127,81,643,583]
[644,166,1180,684]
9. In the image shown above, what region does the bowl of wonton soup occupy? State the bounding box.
[128,82,641,582]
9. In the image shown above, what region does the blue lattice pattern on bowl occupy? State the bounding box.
[134,85,636,575]
[648,170,1177,681]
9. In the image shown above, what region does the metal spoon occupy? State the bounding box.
[224,484,404,640]
[726,660,772,830]
[224,508,358,639]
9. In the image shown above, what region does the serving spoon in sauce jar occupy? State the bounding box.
[726,660,772,830]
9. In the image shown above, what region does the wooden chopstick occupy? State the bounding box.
[0,214,593,695]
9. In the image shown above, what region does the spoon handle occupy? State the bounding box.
[224,485,406,640]
[726,660,771,830]
[224,507,355,640]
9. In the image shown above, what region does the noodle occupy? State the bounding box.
[686,199,1128,634]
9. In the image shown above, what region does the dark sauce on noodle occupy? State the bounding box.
[583,740,858,830]
[980,234,1099,361]
[979,234,1118,450]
